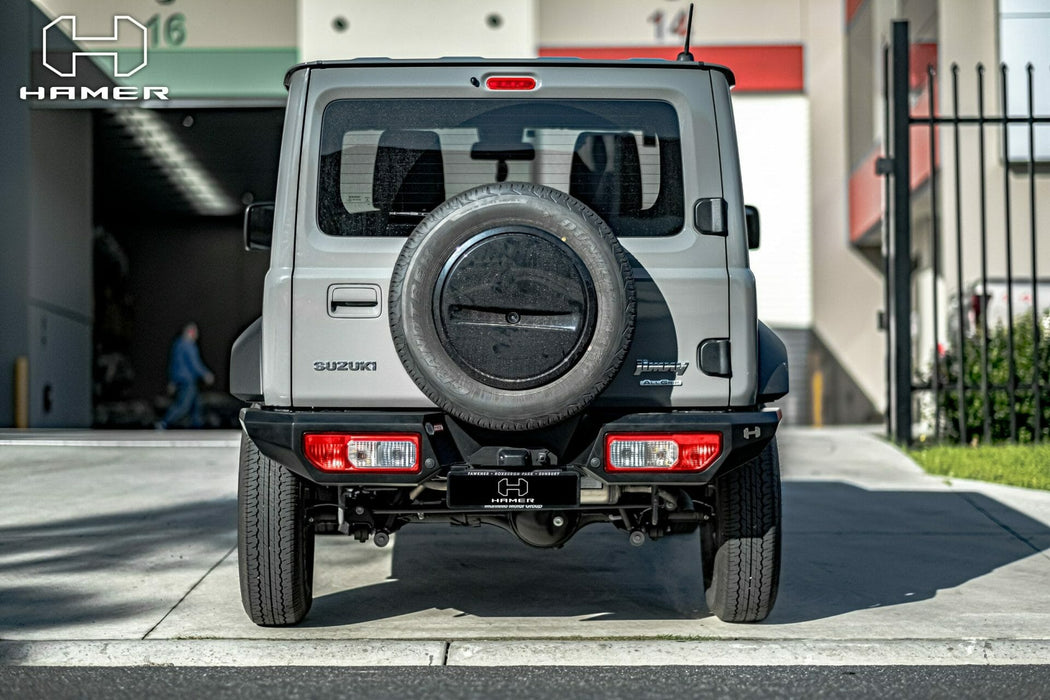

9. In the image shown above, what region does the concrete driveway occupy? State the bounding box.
[1,427,1048,666]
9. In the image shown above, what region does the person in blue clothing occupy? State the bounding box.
[157,322,214,429]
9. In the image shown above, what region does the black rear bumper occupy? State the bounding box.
[241,407,780,487]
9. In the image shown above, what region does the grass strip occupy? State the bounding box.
[909,443,1050,491]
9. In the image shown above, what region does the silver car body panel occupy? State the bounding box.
[711,71,760,406]
[261,70,308,406]
[273,63,745,409]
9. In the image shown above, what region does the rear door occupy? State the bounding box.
[290,63,730,409]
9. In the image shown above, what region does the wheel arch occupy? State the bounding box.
[230,317,263,402]
[756,321,789,404]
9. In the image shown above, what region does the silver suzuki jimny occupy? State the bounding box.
[232,50,789,626]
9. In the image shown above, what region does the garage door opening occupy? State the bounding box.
[92,107,283,428]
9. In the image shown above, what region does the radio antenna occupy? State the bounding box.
[676,3,696,62]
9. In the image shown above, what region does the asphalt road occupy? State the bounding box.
[1,426,1049,670]
[5,665,1050,700]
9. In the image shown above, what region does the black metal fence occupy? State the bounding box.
[882,20,1050,446]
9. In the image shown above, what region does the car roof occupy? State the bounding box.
[283,57,735,89]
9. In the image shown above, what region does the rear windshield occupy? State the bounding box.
[317,99,684,237]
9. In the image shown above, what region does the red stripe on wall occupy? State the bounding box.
[910,43,937,91]
[537,45,804,93]
[910,77,939,192]
[847,43,938,243]
[846,0,866,25]
[910,44,938,192]
[849,149,883,243]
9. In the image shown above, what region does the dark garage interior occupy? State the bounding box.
[92,107,283,427]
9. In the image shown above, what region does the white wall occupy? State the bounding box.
[734,95,813,329]
[538,0,804,46]
[299,0,537,61]
[805,0,886,412]
[1000,0,1050,161]
[32,0,296,49]
[939,0,1050,301]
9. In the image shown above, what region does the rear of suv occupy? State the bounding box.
[232,56,789,626]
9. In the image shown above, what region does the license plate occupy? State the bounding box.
[446,470,579,510]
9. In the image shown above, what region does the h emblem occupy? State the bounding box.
[42,15,148,78]
[497,478,529,498]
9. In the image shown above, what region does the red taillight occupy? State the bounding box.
[303,433,421,473]
[605,433,722,472]
[485,75,538,90]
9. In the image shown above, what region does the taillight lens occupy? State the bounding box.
[605,433,722,472]
[303,433,421,473]
[485,75,538,90]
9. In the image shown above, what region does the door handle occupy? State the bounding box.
[328,284,381,318]
[332,298,377,309]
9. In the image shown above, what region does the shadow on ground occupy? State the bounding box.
[307,481,1050,627]
[0,499,236,637]
[2,481,1048,637]
[308,523,705,627]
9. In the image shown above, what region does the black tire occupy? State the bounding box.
[389,182,635,431]
[238,432,315,626]
[701,437,782,623]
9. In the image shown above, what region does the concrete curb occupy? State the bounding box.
[0,439,239,448]
[445,639,1050,666]
[4,639,1050,667]
[0,429,240,448]
[0,640,447,667]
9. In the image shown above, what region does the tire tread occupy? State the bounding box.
[238,433,314,626]
[703,438,782,623]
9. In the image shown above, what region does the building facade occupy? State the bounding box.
[3,0,1041,428]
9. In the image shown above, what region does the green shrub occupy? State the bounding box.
[932,310,1050,444]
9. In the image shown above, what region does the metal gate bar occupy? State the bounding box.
[884,20,1050,445]
[950,65,966,445]
[1000,64,1019,442]
[890,21,912,445]
[926,64,941,442]
[882,44,894,441]
[1028,64,1042,441]
[976,64,992,444]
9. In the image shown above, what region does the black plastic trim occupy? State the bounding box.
[229,318,263,402]
[757,321,790,403]
[284,58,736,89]
[698,338,732,378]
[433,226,597,390]
[241,407,780,487]
[242,409,447,486]
[694,197,728,236]
[586,409,780,484]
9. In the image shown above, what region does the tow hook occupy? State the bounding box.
[340,492,376,541]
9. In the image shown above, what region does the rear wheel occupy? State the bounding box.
[701,437,782,623]
[238,432,315,626]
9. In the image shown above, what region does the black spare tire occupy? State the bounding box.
[390,183,635,431]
